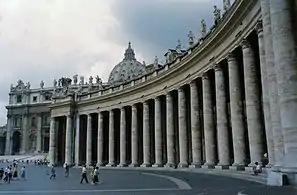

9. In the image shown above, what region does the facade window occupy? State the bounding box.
[44,95,51,101]
[42,115,50,126]
[33,96,37,102]
[16,95,22,103]
[14,117,22,128]
[31,117,36,128]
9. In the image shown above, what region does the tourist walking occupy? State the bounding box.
[93,167,99,184]
[12,163,18,180]
[80,165,89,184]
[20,166,26,180]
[64,163,69,177]
[49,164,56,180]
[0,168,4,183]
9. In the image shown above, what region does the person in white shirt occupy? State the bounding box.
[252,162,262,175]
[80,165,89,184]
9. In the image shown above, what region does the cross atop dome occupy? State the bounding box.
[124,41,136,61]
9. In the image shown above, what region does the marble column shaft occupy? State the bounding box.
[190,81,202,166]
[5,116,12,155]
[270,0,297,171]
[21,114,29,153]
[108,110,115,166]
[86,114,92,166]
[97,112,104,166]
[49,117,56,165]
[154,97,163,166]
[242,39,264,165]
[255,20,275,165]
[119,108,127,166]
[202,74,216,166]
[178,88,188,167]
[166,93,175,166]
[261,0,283,166]
[36,115,42,152]
[227,53,246,166]
[142,102,150,166]
[131,105,139,166]
[65,115,73,165]
[75,115,80,166]
[215,66,230,166]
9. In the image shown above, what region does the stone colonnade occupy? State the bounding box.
[48,21,272,168]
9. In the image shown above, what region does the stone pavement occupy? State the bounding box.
[0,163,295,195]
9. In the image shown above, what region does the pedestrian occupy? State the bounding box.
[49,164,56,180]
[0,168,4,184]
[80,165,89,184]
[252,162,262,175]
[93,167,99,184]
[12,163,18,180]
[20,166,26,180]
[90,165,95,184]
[64,163,69,177]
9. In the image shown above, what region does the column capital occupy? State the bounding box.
[214,64,222,72]
[255,21,263,34]
[240,39,251,49]
[189,80,197,87]
[227,52,236,62]
[132,104,137,110]
[7,114,12,119]
[154,96,160,101]
[178,87,184,93]
[202,73,209,80]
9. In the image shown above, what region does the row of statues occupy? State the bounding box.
[53,75,103,88]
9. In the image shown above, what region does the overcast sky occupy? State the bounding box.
[0,0,233,125]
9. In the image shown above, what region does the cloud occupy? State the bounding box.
[0,0,230,125]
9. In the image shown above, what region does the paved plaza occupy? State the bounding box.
[0,164,296,195]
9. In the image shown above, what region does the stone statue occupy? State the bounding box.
[223,0,231,12]
[73,74,78,85]
[166,51,171,64]
[58,79,61,87]
[143,61,146,67]
[53,79,57,88]
[26,82,30,90]
[10,84,13,92]
[201,19,207,37]
[89,76,93,85]
[188,30,194,46]
[154,56,159,69]
[40,80,44,89]
[95,75,102,85]
[176,39,182,51]
[213,5,221,25]
[79,76,84,85]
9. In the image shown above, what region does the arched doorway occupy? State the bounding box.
[12,131,21,155]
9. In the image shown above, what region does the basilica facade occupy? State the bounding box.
[4,0,297,186]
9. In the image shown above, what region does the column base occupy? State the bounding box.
[152,163,163,167]
[106,163,116,167]
[140,163,151,167]
[178,163,188,168]
[129,163,139,167]
[215,165,229,170]
[202,164,215,169]
[164,163,176,168]
[96,162,104,167]
[189,163,202,168]
[117,163,128,167]
[230,163,245,171]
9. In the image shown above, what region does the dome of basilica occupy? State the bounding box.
[108,42,147,85]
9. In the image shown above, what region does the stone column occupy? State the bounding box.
[165,92,175,167]
[49,117,56,165]
[215,65,230,168]
[261,0,283,167]
[5,115,12,155]
[118,108,127,167]
[36,114,42,153]
[202,74,215,168]
[178,87,188,167]
[130,104,139,167]
[142,102,151,167]
[86,114,92,166]
[189,81,202,167]
[75,114,80,166]
[107,110,115,166]
[227,53,246,169]
[21,114,29,154]
[154,97,163,167]
[65,115,73,165]
[97,112,104,166]
[270,0,297,174]
[241,39,264,166]
[255,19,275,166]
